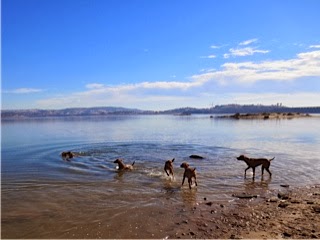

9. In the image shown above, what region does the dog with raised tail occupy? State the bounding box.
[164,158,175,177]
[180,162,197,189]
[114,158,135,170]
[236,154,275,178]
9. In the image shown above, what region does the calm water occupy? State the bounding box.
[2,114,320,238]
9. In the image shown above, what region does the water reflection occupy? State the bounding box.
[180,187,197,206]
[2,115,320,238]
[242,175,272,197]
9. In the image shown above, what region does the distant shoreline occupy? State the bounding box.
[219,112,313,120]
[1,104,320,120]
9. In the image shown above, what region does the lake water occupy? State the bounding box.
[2,114,320,238]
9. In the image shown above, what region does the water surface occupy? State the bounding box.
[2,115,320,238]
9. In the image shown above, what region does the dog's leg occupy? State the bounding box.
[244,166,250,177]
[188,179,192,189]
[182,174,186,186]
[266,167,272,177]
[164,168,170,176]
[194,177,198,186]
[252,167,256,178]
[262,166,265,176]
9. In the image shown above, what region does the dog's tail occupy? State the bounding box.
[269,157,275,161]
[132,161,135,166]
[172,158,175,162]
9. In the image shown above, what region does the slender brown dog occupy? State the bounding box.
[164,158,175,177]
[180,162,197,189]
[61,151,75,161]
[236,154,275,178]
[114,158,135,170]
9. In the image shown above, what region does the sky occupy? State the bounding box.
[2,0,320,110]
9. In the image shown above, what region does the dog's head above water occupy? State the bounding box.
[114,158,123,164]
[180,162,190,169]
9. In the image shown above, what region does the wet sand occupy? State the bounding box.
[168,184,320,239]
[2,184,320,239]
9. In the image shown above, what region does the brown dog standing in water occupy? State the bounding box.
[180,162,197,189]
[164,158,175,177]
[114,158,135,170]
[236,154,274,178]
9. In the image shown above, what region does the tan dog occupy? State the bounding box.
[61,151,76,161]
[114,158,135,170]
[180,162,197,189]
[164,158,175,177]
[236,154,274,178]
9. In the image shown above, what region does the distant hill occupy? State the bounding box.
[1,104,320,119]
[161,104,320,115]
[1,107,151,119]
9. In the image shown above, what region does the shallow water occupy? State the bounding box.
[2,114,320,238]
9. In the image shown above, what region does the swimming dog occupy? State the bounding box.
[61,151,75,161]
[236,154,274,178]
[180,162,197,189]
[114,158,135,170]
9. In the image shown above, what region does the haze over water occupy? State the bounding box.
[2,115,320,238]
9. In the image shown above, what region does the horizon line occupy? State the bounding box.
[2,103,320,112]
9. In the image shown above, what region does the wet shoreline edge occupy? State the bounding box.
[169,184,320,239]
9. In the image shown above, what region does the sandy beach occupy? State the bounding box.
[169,184,320,239]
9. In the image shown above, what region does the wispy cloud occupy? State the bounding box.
[222,38,268,58]
[224,47,269,58]
[194,50,320,84]
[36,47,320,110]
[239,38,258,46]
[3,88,44,94]
[309,45,320,49]
[201,54,216,59]
[85,83,105,89]
[210,45,222,49]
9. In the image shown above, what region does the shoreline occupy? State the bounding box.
[169,184,320,239]
[2,182,319,239]
[219,112,312,120]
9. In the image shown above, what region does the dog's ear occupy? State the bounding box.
[192,168,196,172]
[114,159,120,163]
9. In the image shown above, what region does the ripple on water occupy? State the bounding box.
[2,115,320,238]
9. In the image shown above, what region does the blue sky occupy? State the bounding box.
[2,0,320,110]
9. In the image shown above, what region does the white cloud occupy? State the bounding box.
[223,53,230,59]
[224,47,269,58]
[309,45,320,49]
[201,54,216,59]
[193,50,320,84]
[37,90,320,110]
[207,55,216,59]
[210,45,221,49]
[3,88,44,94]
[85,83,105,89]
[35,48,320,110]
[239,38,258,46]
